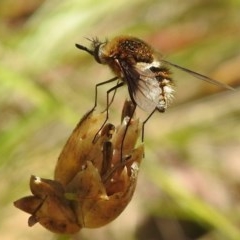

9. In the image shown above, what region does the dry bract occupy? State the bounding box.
[14,101,143,234]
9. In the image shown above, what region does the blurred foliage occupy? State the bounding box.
[0,0,240,240]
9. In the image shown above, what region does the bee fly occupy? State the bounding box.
[75,36,233,141]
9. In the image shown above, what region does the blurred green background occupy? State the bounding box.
[0,0,240,239]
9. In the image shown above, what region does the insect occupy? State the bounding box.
[76,35,233,112]
[75,36,233,141]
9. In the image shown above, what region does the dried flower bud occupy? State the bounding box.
[14,175,80,233]
[14,100,144,234]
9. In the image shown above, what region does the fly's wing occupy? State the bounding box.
[118,60,161,113]
[162,59,234,90]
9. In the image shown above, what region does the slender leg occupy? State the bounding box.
[120,103,137,162]
[102,101,137,182]
[142,108,157,142]
[93,81,125,143]
[92,76,119,111]
[103,79,121,112]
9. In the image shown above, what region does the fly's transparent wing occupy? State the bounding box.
[162,59,234,90]
[132,68,161,112]
[118,60,161,113]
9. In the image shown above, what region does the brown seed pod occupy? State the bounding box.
[14,175,80,234]
[14,100,143,234]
